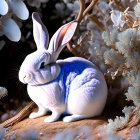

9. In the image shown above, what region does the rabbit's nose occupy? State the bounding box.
[23,73,32,83]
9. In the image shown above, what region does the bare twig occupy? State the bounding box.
[76,0,85,23]
[0,101,36,128]
[67,0,99,55]
[67,0,86,56]
[83,0,98,18]
[113,0,125,10]
[67,42,84,57]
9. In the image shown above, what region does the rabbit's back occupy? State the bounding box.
[57,57,107,104]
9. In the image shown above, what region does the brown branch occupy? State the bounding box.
[0,101,36,128]
[113,0,125,11]
[67,0,99,55]
[66,0,86,55]
[76,0,85,23]
[67,41,85,58]
[83,0,98,18]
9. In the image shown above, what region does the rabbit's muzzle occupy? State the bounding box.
[23,73,32,84]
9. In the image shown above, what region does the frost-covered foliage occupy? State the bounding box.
[0,87,7,99]
[1,126,140,140]
[27,0,49,8]
[0,126,6,140]
[0,84,7,113]
[102,25,140,106]
[0,0,29,42]
[129,127,140,140]
[0,126,95,140]
[101,2,140,108]
[0,126,16,140]
[20,128,40,140]
[101,106,135,134]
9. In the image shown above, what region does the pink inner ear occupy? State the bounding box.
[58,22,77,47]
[60,23,72,38]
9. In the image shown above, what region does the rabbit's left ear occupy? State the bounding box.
[32,12,49,50]
[48,21,77,57]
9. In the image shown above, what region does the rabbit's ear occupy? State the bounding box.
[48,21,77,59]
[32,12,49,50]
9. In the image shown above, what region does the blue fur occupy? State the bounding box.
[57,61,92,103]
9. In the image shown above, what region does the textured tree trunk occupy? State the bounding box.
[0,101,36,128]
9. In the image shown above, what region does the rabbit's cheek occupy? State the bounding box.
[40,71,51,83]
[34,71,50,85]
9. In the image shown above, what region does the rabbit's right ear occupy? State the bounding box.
[32,12,49,50]
[48,21,78,61]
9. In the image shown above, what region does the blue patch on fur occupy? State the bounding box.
[57,61,91,103]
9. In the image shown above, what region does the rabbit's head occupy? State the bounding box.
[19,12,77,85]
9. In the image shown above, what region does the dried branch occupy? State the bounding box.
[83,0,98,18]
[67,42,85,57]
[67,0,86,57]
[0,101,36,128]
[67,0,99,55]
[76,0,85,23]
[113,0,125,10]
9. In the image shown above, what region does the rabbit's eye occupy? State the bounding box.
[40,62,45,69]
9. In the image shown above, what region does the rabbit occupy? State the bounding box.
[18,12,108,123]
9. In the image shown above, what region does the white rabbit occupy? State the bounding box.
[18,12,108,122]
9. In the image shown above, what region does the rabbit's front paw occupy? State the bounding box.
[29,112,41,119]
[44,116,57,122]
[29,106,47,119]
[63,116,73,122]
[63,115,85,122]
[44,112,60,122]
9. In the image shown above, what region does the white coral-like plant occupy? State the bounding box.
[0,87,7,99]
[0,0,29,42]
[101,106,135,134]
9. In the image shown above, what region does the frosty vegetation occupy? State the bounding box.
[0,0,29,42]
[1,0,140,138]
[0,126,95,140]
[1,125,140,140]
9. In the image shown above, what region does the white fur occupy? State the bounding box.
[19,12,108,122]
